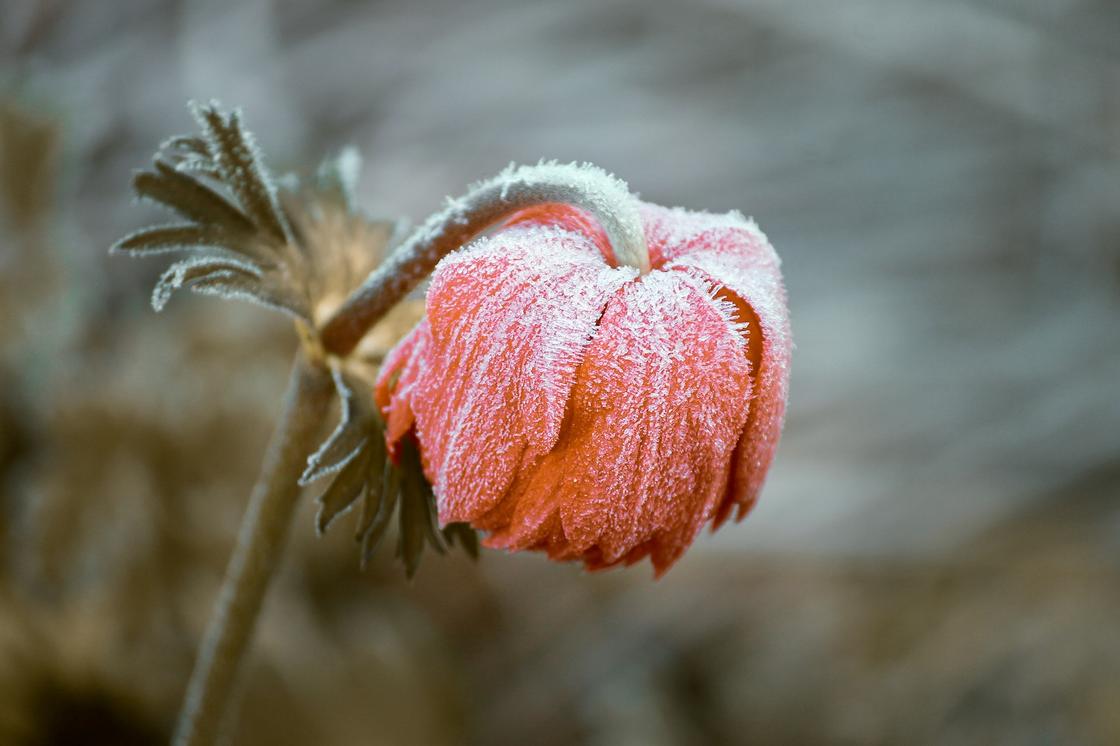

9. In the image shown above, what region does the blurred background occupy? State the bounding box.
[1,0,1119,743]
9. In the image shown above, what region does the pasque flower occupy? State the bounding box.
[376,200,791,576]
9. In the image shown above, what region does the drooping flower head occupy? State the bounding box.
[376,200,790,576]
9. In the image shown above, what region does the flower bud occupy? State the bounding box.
[377,202,791,576]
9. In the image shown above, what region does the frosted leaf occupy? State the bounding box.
[190,101,293,245]
[302,367,378,486]
[111,223,261,260]
[315,447,372,533]
[149,253,312,320]
[116,101,398,329]
[132,161,255,234]
[303,366,477,572]
[173,154,222,180]
[151,256,261,311]
[441,522,479,559]
[187,272,309,319]
[396,437,446,577]
[158,134,211,160]
[301,367,385,534]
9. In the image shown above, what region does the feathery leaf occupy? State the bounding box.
[188,272,310,320]
[159,134,211,159]
[191,102,292,245]
[133,161,256,234]
[151,256,262,311]
[111,223,251,258]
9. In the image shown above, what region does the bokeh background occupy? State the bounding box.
[2,0,1119,743]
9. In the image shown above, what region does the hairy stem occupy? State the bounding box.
[174,354,333,746]
[319,162,648,356]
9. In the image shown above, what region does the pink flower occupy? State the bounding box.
[376,202,791,576]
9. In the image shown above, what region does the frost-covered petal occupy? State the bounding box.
[504,204,614,264]
[639,202,767,268]
[375,318,432,457]
[413,225,637,523]
[652,207,791,524]
[483,270,752,576]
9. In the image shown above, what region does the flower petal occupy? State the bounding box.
[415,225,637,523]
[374,318,432,459]
[503,204,614,265]
[640,202,765,267]
[650,206,791,525]
[485,270,753,576]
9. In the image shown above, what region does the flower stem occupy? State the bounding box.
[173,354,333,746]
[319,162,648,356]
